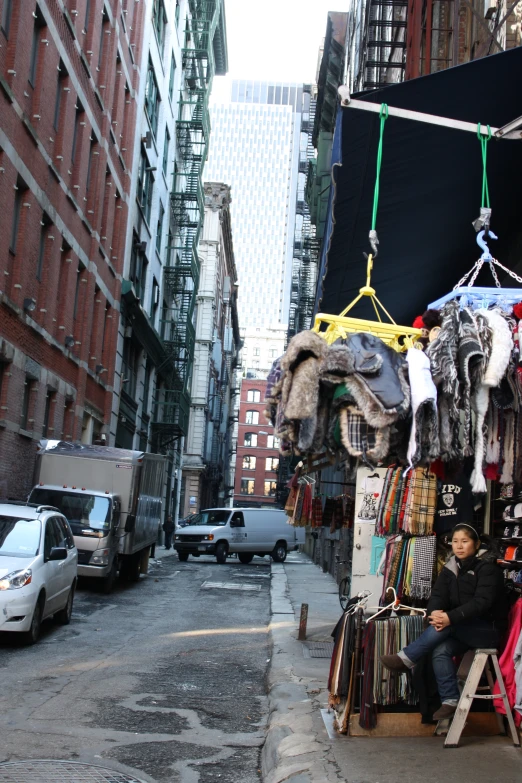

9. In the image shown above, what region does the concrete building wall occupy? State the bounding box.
[0,0,143,499]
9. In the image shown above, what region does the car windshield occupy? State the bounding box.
[187,510,230,527]
[30,489,111,531]
[0,517,41,558]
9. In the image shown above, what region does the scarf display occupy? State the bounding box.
[375,466,437,536]
[380,535,436,602]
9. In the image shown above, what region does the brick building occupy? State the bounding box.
[0,0,144,498]
[234,379,280,507]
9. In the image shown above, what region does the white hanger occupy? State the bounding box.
[365,587,427,622]
[345,590,373,615]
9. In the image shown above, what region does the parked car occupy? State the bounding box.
[174,507,305,564]
[0,502,78,644]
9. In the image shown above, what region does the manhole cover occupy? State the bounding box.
[201,581,261,591]
[0,761,147,783]
[302,642,334,659]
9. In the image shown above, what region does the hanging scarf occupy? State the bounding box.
[410,535,437,600]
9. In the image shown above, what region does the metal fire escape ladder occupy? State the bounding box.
[363,0,409,89]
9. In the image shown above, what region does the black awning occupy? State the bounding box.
[317,47,522,325]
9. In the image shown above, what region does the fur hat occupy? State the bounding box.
[477,309,513,387]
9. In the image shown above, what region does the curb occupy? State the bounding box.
[261,562,342,783]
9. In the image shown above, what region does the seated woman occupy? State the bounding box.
[380,523,507,721]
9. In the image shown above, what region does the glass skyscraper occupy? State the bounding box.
[205,80,304,332]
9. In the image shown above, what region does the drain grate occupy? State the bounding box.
[201,581,261,591]
[302,642,334,659]
[0,761,147,783]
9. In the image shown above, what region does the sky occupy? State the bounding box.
[211,0,348,102]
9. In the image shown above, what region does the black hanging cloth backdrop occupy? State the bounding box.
[317,47,522,324]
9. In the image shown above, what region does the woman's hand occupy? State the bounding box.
[429,610,450,631]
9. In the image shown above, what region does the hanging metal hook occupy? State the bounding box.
[477,229,498,262]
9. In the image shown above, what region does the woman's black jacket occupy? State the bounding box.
[426,550,507,628]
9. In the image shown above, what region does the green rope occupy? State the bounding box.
[371,104,389,233]
[477,123,492,209]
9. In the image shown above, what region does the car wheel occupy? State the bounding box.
[23,595,44,645]
[55,584,75,625]
[101,560,117,594]
[178,552,189,562]
[271,542,287,563]
[215,541,228,564]
[238,553,254,564]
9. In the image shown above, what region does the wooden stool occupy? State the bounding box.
[443,648,520,748]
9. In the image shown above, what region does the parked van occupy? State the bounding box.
[173,508,304,564]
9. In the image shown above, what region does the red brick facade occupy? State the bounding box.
[0,0,144,499]
[234,379,280,506]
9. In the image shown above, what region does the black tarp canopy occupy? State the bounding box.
[315,47,522,325]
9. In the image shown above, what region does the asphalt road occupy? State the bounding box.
[0,553,272,783]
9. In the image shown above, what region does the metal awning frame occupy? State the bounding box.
[337,87,522,140]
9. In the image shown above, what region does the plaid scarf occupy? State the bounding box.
[311,497,323,527]
[410,535,437,600]
[404,468,437,535]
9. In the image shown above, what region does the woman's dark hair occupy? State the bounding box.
[451,523,480,542]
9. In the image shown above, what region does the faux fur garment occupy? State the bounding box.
[478,308,513,387]
[338,406,391,463]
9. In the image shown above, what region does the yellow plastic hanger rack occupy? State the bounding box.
[312,103,423,353]
[312,254,424,352]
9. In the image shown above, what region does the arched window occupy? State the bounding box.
[242,455,256,470]
[247,389,261,402]
[245,410,259,425]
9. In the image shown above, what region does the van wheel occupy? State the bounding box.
[123,553,141,582]
[215,542,228,564]
[271,542,287,563]
[178,552,189,562]
[238,553,254,565]
[55,583,75,624]
[23,595,44,645]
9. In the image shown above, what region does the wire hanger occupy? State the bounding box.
[365,587,427,622]
[313,104,424,353]
[429,124,522,312]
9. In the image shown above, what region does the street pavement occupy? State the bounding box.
[0,550,271,783]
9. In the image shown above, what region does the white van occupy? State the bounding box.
[174,507,305,564]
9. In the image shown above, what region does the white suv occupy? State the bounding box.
[0,502,78,644]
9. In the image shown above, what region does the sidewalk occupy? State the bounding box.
[263,552,522,783]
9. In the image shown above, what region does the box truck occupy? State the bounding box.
[29,440,165,592]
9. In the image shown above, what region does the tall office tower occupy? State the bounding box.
[205,81,306,375]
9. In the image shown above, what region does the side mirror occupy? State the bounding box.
[124,514,136,533]
[49,546,67,561]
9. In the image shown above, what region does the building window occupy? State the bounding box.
[86,136,98,193]
[29,6,46,87]
[145,59,161,137]
[264,481,277,497]
[1,0,13,37]
[156,201,164,254]
[53,62,67,131]
[269,348,278,358]
[83,0,91,32]
[20,377,35,430]
[122,337,140,400]
[71,102,84,162]
[137,148,154,223]
[266,457,279,472]
[247,389,261,403]
[162,128,170,175]
[129,236,148,300]
[240,479,255,495]
[253,347,260,356]
[244,432,257,447]
[36,214,52,281]
[150,276,159,320]
[245,410,259,425]
[42,390,55,437]
[10,180,27,254]
[73,262,85,320]
[169,52,176,100]
[242,455,256,470]
[152,0,166,55]
[266,435,280,449]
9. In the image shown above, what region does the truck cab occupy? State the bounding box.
[29,485,121,591]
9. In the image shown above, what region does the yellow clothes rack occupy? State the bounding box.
[312,255,424,352]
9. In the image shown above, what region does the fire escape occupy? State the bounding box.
[361,0,409,89]
[288,88,320,341]
[152,0,219,453]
